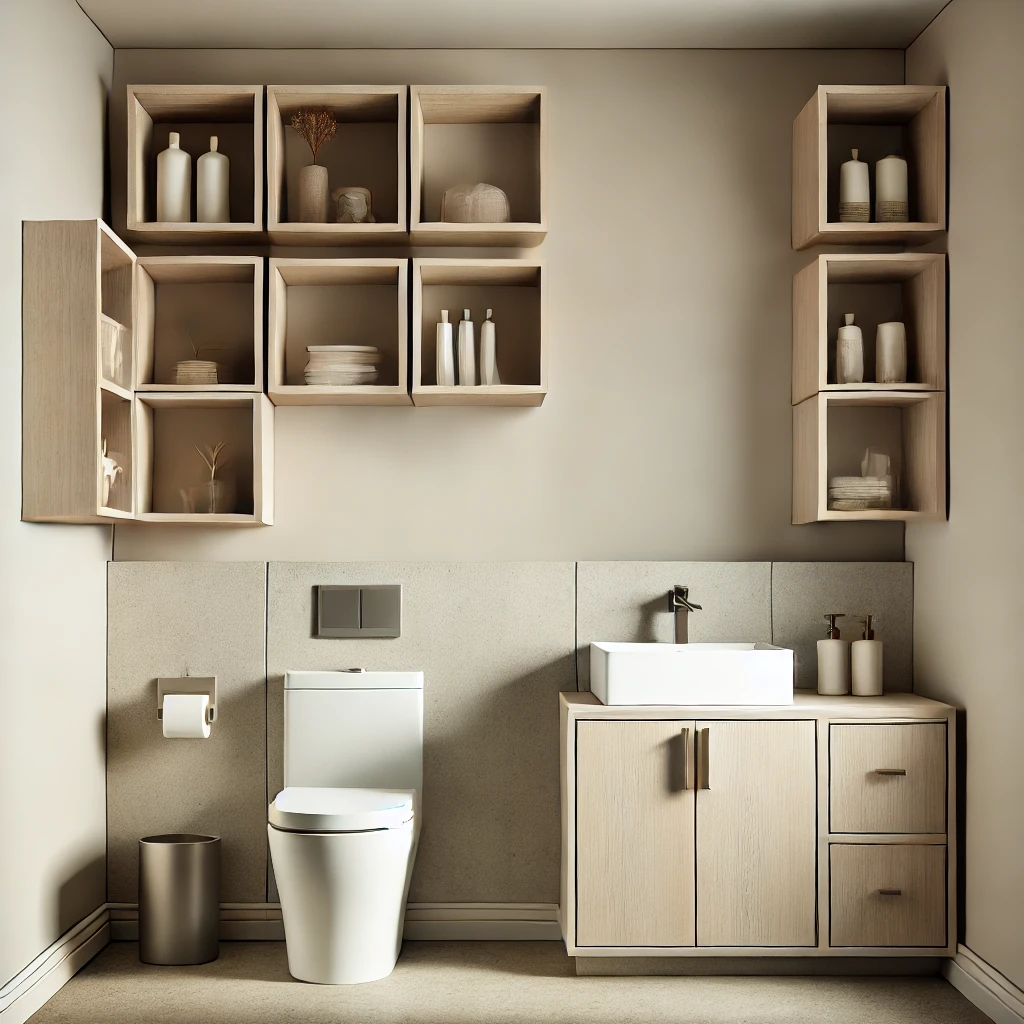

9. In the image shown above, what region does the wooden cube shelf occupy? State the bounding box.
[135,256,263,392]
[411,86,548,247]
[23,220,137,522]
[793,253,946,404]
[268,259,410,406]
[267,86,407,245]
[793,85,946,250]
[134,393,274,525]
[793,391,945,524]
[127,85,263,243]
[412,258,546,406]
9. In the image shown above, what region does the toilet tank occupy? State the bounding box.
[283,671,423,793]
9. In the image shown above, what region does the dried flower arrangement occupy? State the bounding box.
[196,440,229,483]
[290,108,337,165]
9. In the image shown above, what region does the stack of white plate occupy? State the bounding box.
[175,359,219,385]
[828,476,893,511]
[303,345,380,386]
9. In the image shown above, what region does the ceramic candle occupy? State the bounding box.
[875,321,908,383]
[875,155,909,222]
[839,149,870,223]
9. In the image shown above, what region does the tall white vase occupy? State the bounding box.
[298,164,329,223]
[435,310,455,386]
[837,313,864,385]
[197,136,230,222]
[875,321,908,383]
[479,309,501,385]
[457,309,476,386]
[157,132,191,222]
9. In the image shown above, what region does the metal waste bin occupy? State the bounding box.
[139,834,220,965]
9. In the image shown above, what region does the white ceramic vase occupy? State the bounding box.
[875,321,908,383]
[197,136,230,222]
[298,164,329,223]
[839,149,870,223]
[875,155,909,222]
[157,132,191,222]
[436,311,455,387]
[836,313,864,384]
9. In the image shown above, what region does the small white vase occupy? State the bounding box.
[298,164,329,223]
[875,322,908,383]
[479,309,501,385]
[837,313,864,385]
[157,132,191,223]
[839,149,870,223]
[197,135,230,222]
[436,311,455,387]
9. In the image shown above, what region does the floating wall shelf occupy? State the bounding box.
[792,85,946,250]
[411,258,547,406]
[410,86,548,247]
[268,258,410,406]
[267,85,407,246]
[127,85,264,243]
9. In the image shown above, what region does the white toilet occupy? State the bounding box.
[268,670,423,984]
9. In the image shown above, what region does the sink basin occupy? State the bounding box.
[589,642,794,706]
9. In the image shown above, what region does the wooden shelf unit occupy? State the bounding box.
[267,86,407,246]
[412,258,547,407]
[23,220,137,522]
[127,85,263,243]
[268,258,410,406]
[135,256,263,392]
[792,85,946,250]
[793,391,945,524]
[410,86,548,247]
[134,393,274,525]
[793,253,946,405]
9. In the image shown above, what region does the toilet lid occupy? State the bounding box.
[269,787,414,833]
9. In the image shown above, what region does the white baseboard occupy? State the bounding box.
[944,945,1024,1024]
[0,907,109,1024]
[107,902,561,943]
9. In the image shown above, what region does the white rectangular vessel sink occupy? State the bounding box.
[590,642,794,706]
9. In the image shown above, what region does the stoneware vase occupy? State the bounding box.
[298,164,329,223]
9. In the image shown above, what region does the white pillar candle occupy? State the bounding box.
[875,155,909,222]
[875,321,908,383]
[839,149,870,222]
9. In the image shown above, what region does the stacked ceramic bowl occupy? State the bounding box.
[828,476,893,511]
[303,345,380,386]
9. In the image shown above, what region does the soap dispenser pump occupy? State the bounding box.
[817,614,850,695]
[851,614,884,696]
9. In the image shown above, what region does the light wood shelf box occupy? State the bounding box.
[793,391,945,524]
[134,393,274,525]
[267,86,407,246]
[412,258,547,407]
[127,85,263,243]
[411,86,547,247]
[793,253,946,405]
[268,258,410,406]
[23,220,137,522]
[792,85,946,250]
[135,256,263,392]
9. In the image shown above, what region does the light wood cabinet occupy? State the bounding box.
[560,692,956,963]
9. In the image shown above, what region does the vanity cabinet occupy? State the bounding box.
[560,692,956,963]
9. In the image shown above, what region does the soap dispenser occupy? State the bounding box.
[851,615,884,696]
[817,614,850,695]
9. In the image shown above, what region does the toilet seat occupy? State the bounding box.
[269,787,414,833]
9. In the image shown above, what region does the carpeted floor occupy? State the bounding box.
[28,941,992,1024]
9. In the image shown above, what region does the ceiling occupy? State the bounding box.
[77,0,950,50]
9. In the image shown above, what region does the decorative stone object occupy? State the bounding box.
[839,149,870,223]
[441,182,510,224]
[332,186,375,224]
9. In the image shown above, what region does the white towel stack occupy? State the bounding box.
[828,476,893,511]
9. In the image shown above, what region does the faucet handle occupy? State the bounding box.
[669,585,702,613]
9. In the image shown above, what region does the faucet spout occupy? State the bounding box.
[669,586,702,644]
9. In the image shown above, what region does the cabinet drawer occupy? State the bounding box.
[830,844,946,947]
[830,724,946,833]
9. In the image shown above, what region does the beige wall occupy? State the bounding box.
[0,0,112,988]
[907,0,1024,990]
[107,47,907,564]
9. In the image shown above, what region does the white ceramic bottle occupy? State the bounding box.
[157,132,191,223]
[837,313,864,384]
[436,310,455,387]
[875,155,909,222]
[457,309,476,386]
[839,149,870,223]
[196,136,230,223]
[479,309,501,386]
[851,615,884,696]
[875,321,908,383]
[817,614,850,695]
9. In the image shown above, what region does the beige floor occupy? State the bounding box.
[29,941,992,1024]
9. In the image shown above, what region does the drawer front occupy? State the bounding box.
[830,844,946,947]
[830,723,946,833]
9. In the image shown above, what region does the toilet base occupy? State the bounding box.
[268,820,415,984]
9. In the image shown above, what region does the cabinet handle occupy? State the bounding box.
[680,727,690,790]
[874,768,907,776]
[697,727,711,790]
[878,888,903,896]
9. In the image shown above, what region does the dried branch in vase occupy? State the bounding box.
[290,108,337,165]
[195,440,229,482]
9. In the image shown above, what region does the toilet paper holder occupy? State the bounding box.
[157,677,217,724]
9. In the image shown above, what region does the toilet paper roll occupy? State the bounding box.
[162,693,211,739]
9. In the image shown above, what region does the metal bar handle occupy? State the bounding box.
[697,727,711,790]
[878,888,903,896]
[680,728,690,790]
[874,768,907,776]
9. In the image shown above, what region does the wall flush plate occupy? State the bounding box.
[316,585,402,638]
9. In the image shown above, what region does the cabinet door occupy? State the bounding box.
[576,720,695,947]
[695,720,817,946]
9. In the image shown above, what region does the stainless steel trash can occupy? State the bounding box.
[139,834,220,965]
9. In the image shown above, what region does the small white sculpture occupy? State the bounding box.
[332,186,375,224]
[100,439,122,507]
[441,182,510,224]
